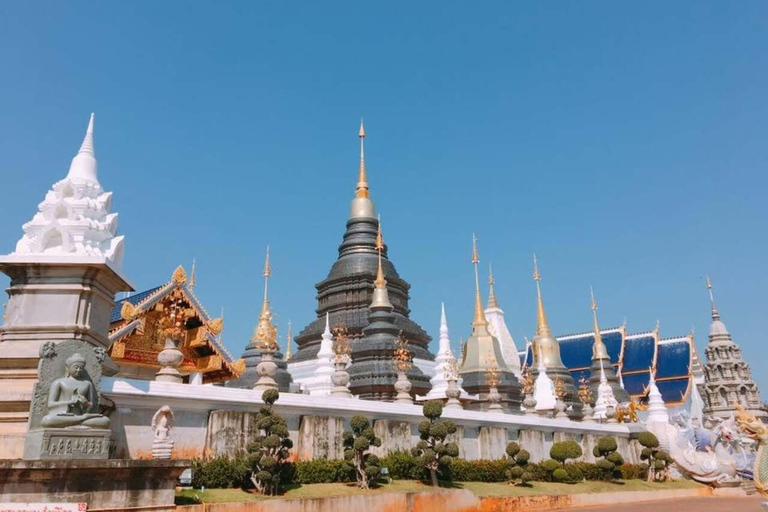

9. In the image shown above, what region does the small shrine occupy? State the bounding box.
[108,265,244,383]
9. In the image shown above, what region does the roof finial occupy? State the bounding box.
[370,215,393,309]
[533,254,551,337]
[471,234,487,326]
[285,320,293,359]
[706,275,720,321]
[262,246,271,304]
[189,258,197,289]
[355,118,369,199]
[590,286,609,360]
[487,263,499,309]
[66,112,99,183]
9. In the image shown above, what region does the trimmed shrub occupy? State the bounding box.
[246,390,294,495]
[294,459,355,484]
[592,436,623,481]
[411,400,460,486]
[638,432,671,482]
[451,459,510,482]
[505,442,532,486]
[191,456,251,489]
[563,463,584,483]
[343,415,382,489]
[550,440,583,467]
[552,468,569,482]
[380,451,427,480]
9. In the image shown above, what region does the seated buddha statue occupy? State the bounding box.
[40,353,110,429]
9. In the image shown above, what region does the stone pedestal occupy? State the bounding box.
[24,427,112,460]
[0,459,187,511]
[394,371,413,404]
[444,379,463,409]
[330,361,352,397]
[155,338,184,383]
[253,353,279,393]
[0,261,130,459]
[487,386,503,412]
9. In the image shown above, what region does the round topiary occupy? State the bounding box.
[509,466,524,479]
[637,431,660,449]
[607,452,624,466]
[597,436,618,454]
[552,468,569,482]
[542,459,561,472]
[521,471,533,484]
[423,400,443,420]
[565,464,584,482]
[446,443,460,458]
[418,421,431,437]
[506,442,521,458]
[350,415,370,431]
[596,459,614,471]
[517,449,530,464]
[261,389,280,405]
[653,459,665,470]
[354,436,371,451]
[430,422,449,439]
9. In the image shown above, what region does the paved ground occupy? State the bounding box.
[552,496,766,512]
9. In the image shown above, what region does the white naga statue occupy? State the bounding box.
[151,405,175,459]
[41,353,110,429]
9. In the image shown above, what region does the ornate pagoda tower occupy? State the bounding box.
[227,247,293,391]
[588,288,629,404]
[292,122,433,370]
[348,220,430,399]
[458,235,521,411]
[701,277,766,421]
[484,266,522,376]
[529,256,580,415]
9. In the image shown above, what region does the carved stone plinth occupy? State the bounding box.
[155,338,184,383]
[523,393,537,415]
[152,441,174,460]
[581,404,595,423]
[253,352,279,393]
[394,371,413,404]
[487,386,503,412]
[554,398,569,419]
[25,427,112,460]
[330,361,352,397]
[445,379,463,409]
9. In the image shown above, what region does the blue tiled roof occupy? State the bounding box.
[111,286,164,323]
[623,371,651,396]
[570,368,591,383]
[559,336,594,369]
[622,335,655,372]
[657,340,690,379]
[603,331,623,365]
[657,378,690,404]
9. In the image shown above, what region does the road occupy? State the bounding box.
[551,496,766,512]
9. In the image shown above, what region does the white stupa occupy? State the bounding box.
[425,303,466,399]
[484,266,522,376]
[593,358,618,420]
[646,366,670,424]
[9,113,125,269]
[533,343,556,411]
[304,313,336,396]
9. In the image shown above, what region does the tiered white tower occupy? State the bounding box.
[645,367,670,424]
[485,267,522,376]
[533,345,556,412]
[593,359,618,421]
[303,314,336,396]
[425,304,466,399]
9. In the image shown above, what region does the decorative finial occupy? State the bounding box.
[66,112,99,183]
[356,118,369,199]
[79,113,95,155]
[706,275,720,321]
[487,263,499,309]
[590,286,609,361]
[370,215,393,309]
[471,234,487,326]
[189,258,197,289]
[533,255,550,337]
[172,265,187,284]
[285,320,293,359]
[262,246,271,304]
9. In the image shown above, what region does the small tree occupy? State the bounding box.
[593,436,624,481]
[343,415,382,489]
[638,431,671,482]
[505,442,533,486]
[411,400,459,486]
[550,440,583,468]
[246,389,293,495]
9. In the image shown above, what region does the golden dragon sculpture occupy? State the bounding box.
[735,403,768,497]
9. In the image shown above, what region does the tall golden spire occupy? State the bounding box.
[355,118,369,199]
[252,246,277,349]
[370,215,393,309]
[533,254,551,337]
[471,234,488,326]
[285,320,293,358]
[262,246,271,307]
[590,286,609,360]
[487,263,499,309]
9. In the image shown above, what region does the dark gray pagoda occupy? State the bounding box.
[292,122,434,397]
[587,290,629,404]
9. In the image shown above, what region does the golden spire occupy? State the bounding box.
[471,234,487,326]
[252,246,277,350]
[262,246,271,303]
[706,275,721,321]
[189,258,197,289]
[355,118,369,199]
[487,263,499,309]
[590,286,609,360]
[285,320,293,359]
[533,254,551,337]
[370,215,393,309]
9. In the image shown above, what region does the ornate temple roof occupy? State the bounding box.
[519,324,695,405]
[109,265,244,383]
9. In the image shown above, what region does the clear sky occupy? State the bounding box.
[1,3,766,393]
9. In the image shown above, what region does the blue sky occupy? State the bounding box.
[1,3,766,393]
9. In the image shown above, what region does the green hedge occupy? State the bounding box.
[189,454,650,488]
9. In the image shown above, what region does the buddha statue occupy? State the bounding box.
[40,353,110,429]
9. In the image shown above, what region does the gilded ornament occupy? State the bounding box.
[120,301,136,321]
[207,317,224,335]
[393,331,413,372]
[231,358,246,377]
[172,265,187,284]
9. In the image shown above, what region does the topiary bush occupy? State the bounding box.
[380,451,427,480]
[246,389,294,495]
[294,459,355,484]
[451,459,510,482]
[552,468,569,482]
[343,415,382,489]
[638,431,671,482]
[550,440,583,468]
[619,463,648,481]
[505,442,533,486]
[592,436,623,481]
[191,456,251,489]
[411,400,460,486]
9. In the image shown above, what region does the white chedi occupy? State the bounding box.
[11,114,124,268]
[304,313,336,396]
[593,359,618,420]
[645,367,670,424]
[425,304,466,399]
[485,271,522,376]
[533,344,557,411]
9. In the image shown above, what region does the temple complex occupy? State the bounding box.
[289,121,434,388]
[701,277,766,421]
